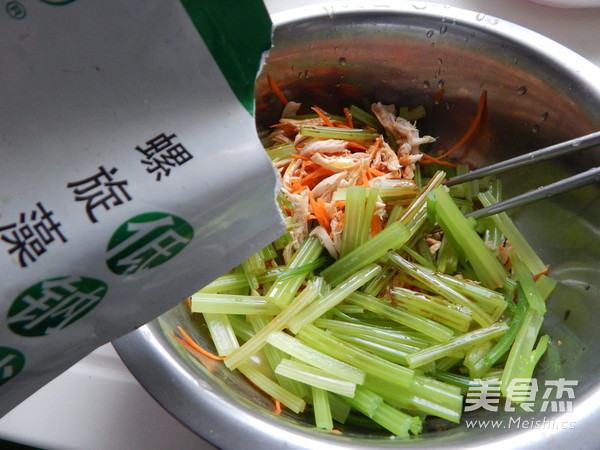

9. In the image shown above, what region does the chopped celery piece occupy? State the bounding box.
[347,105,385,132]
[297,324,415,388]
[364,376,463,424]
[470,286,527,377]
[266,142,295,160]
[328,392,352,424]
[405,322,509,369]
[203,313,239,356]
[330,333,411,365]
[500,307,545,397]
[266,235,323,308]
[338,386,383,418]
[288,264,382,333]
[536,275,558,301]
[266,331,366,384]
[314,318,431,350]
[399,104,427,121]
[369,178,417,202]
[199,267,286,293]
[388,253,494,327]
[224,281,319,370]
[398,171,446,228]
[512,257,547,314]
[275,359,357,397]
[321,222,411,286]
[339,186,367,257]
[347,292,455,342]
[478,191,547,276]
[312,387,334,430]
[432,186,507,289]
[299,124,380,140]
[238,361,305,414]
[391,288,473,332]
[191,294,280,315]
[370,403,420,437]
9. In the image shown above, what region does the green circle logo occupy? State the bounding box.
[7,276,108,337]
[106,212,194,275]
[0,347,25,386]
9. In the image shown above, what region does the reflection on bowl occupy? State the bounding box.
[114,3,600,449]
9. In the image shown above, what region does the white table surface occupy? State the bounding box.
[1,1,599,449]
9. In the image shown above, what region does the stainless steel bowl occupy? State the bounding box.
[114,3,600,449]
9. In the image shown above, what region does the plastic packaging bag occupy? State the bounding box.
[0,0,283,417]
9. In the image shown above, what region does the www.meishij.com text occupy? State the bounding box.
[465,416,576,430]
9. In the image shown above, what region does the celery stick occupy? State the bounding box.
[357,187,380,247]
[340,186,367,257]
[312,387,334,430]
[227,315,256,342]
[314,318,431,350]
[266,331,366,384]
[266,142,295,161]
[478,191,547,275]
[536,275,558,301]
[288,264,382,334]
[297,324,415,388]
[224,282,319,370]
[500,307,544,397]
[371,402,420,437]
[275,359,356,397]
[191,294,281,315]
[370,178,417,202]
[398,171,446,228]
[435,272,508,321]
[266,235,324,308]
[386,204,405,226]
[401,244,436,270]
[512,258,547,314]
[348,105,385,132]
[238,361,306,414]
[463,340,493,375]
[339,386,383,418]
[274,257,327,282]
[470,286,527,377]
[347,292,455,342]
[433,186,507,289]
[405,322,509,369]
[362,261,397,297]
[203,313,239,356]
[247,315,309,399]
[330,333,411,365]
[299,124,380,140]
[388,253,494,327]
[364,376,463,423]
[321,222,410,286]
[521,334,550,379]
[335,304,364,315]
[199,267,286,293]
[328,392,351,424]
[391,288,473,332]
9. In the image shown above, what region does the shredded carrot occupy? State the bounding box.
[533,265,551,282]
[273,398,282,415]
[359,162,370,187]
[185,296,192,310]
[331,429,343,435]
[436,90,488,160]
[435,88,445,104]
[308,191,331,232]
[346,141,369,151]
[371,214,383,237]
[267,73,289,105]
[343,107,354,128]
[419,152,459,167]
[175,325,225,361]
[290,153,311,161]
[311,106,334,127]
[368,167,386,178]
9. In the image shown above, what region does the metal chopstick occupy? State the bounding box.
[465,166,600,219]
[444,131,600,187]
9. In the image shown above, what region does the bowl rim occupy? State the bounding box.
[114,2,600,449]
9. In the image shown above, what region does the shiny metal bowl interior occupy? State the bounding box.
[114,3,600,449]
